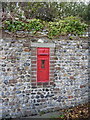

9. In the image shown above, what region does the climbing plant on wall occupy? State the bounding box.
[3,19,44,33]
[48,16,88,38]
[3,16,88,38]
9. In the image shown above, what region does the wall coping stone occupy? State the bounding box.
[31,42,55,48]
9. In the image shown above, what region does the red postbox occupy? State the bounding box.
[37,48,50,82]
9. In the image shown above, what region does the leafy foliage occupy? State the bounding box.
[48,16,88,38]
[50,103,89,120]
[26,19,44,32]
[2,2,90,22]
[3,19,44,33]
[4,20,24,32]
[3,16,88,38]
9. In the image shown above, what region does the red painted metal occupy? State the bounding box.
[37,48,50,82]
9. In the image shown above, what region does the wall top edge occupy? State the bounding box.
[31,42,55,48]
[1,0,89,2]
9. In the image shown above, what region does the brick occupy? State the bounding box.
[31,64,36,67]
[23,43,30,47]
[80,85,86,88]
[31,77,36,80]
[31,71,36,74]
[50,69,54,74]
[18,79,23,82]
[70,76,75,80]
[31,57,37,60]
[3,98,9,102]
[31,50,36,53]
[68,96,73,99]
[31,83,36,86]
[50,56,55,58]
[25,90,31,93]
[43,82,49,86]
[64,74,67,76]
[50,53,55,56]
[31,72,36,75]
[50,65,55,68]
[31,68,37,71]
[31,80,36,83]
[9,102,15,105]
[24,48,30,52]
[54,91,58,94]
[40,99,46,102]
[50,48,55,52]
[50,68,55,70]
[31,48,36,51]
[31,49,36,53]
[50,70,54,74]
[9,79,17,84]
[8,56,16,59]
[31,53,36,56]
[55,67,61,70]
[50,74,54,77]
[31,61,36,64]
[54,88,60,91]
[31,83,37,87]
[50,82,54,85]
[24,110,32,116]
[70,57,75,60]
[31,75,36,79]
[50,78,54,81]
[50,61,55,63]
[1,56,6,59]
[37,82,43,86]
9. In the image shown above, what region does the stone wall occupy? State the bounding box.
[0,36,89,118]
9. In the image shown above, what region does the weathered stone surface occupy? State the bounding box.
[0,38,89,119]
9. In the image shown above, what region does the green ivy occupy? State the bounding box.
[4,20,25,32]
[25,19,44,32]
[48,16,88,38]
[3,16,88,38]
[3,19,44,33]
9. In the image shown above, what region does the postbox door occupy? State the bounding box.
[37,48,49,82]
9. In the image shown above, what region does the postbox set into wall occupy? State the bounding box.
[37,48,50,82]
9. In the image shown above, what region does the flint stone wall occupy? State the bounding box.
[0,37,89,118]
